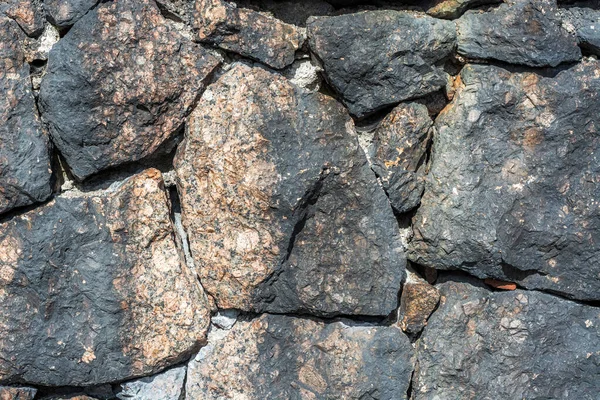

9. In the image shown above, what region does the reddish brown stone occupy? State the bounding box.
[485,278,518,291]
[39,0,220,180]
[0,169,210,386]
[398,280,440,335]
[0,387,36,400]
[194,0,305,69]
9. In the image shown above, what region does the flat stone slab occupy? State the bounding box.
[0,169,210,386]
[408,61,600,301]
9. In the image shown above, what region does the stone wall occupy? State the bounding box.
[0,0,599,399]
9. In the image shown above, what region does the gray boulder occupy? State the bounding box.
[560,6,600,55]
[44,0,98,28]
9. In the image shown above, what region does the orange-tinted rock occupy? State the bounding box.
[39,0,220,180]
[0,15,52,215]
[1,0,45,37]
[186,314,414,399]
[427,0,501,19]
[194,0,305,69]
[0,387,36,400]
[398,280,440,335]
[485,278,518,290]
[175,63,405,317]
[0,169,210,386]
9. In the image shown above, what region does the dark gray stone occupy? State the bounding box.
[234,0,333,26]
[408,61,600,301]
[39,0,220,180]
[187,314,414,399]
[176,63,405,317]
[0,0,45,37]
[0,15,52,215]
[414,280,600,399]
[457,0,581,67]
[44,0,98,28]
[370,102,433,214]
[0,170,210,386]
[307,10,456,118]
[560,6,600,55]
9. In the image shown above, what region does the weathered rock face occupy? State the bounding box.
[175,63,405,317]
[0,387,36,400]
[414,280,600,399]
[194,0,306,69]
[39,0,220,180]
[427,0,501,19]
[0,15,52,215]
[116,366,186,400]
[43,0,98,29]
[408,61,600,301]
[0,169,210,386]
[457,0,581,67]
[560,6,600,56]
[186,314,414,399]
[370,102,433,214]
[0,0,45,37]
[397,278,440,336]
[308,11,455,118]
[234,0,333,27]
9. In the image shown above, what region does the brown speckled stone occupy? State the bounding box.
[0,387,36,400]
[397,280,440,336]
[0,169,210,386]
[1,0,45,37]
[194,0,306,69]
[175,63,405,317]
[39,0,220,180]
[186,314,414,399]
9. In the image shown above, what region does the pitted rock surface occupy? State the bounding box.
[0,387,36,400]
[414,280,600,399]
[560,6,600,56]
[194,0,306,69]
[307,10,456,118]
[408,61,600,301]
[0,0,44,37]
[0,15,52,215]
[186,314,414,399]
[457,0,581,67]
[39,0,220,180]
[175,63,405,317]
[43,0,98,29]
[370,102,433,214]
[0,169,210,386]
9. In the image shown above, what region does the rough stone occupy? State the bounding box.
[194,0,306,69]
[117,366,186,400]
[186,314,414,399]
[0,169,210,386]
[457,0,581,67]
[370,102,433,214]
[397,276,440,336]
[307,11,456,118]
[39,0,220,180]
[0,387,36,400]
[44,0,98,29]
[414,280,600,399]
[234,0,333,27]
[175,63,405,317]
[427,0,501,19]
[408,61,600,301]
[560,6,600,56]
[0,0,45,37]
[0,15,52,215]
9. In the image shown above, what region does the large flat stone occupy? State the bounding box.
[307,10,455,118]
[186,314,414,399]
[0,169,210,386]
[408,61,600,301]
[414,280,600,399]
[39,0,220,180]
[175,63,405,317]
[0,15,52,215]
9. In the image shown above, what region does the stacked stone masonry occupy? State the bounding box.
[0,0,599,398]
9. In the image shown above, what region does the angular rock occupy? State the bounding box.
[560,7,600,55]
[397,274,440,336]
[186,314,414,399]
[457,0,581,67]
[0,387,36,400]
[0,169,210,386]
[427,0,501,19]
[175,63,405,317]
[117,366,186,400]
[234,0,334,27]
[414,280,600,399]
[370,102,433,214]
[408,61,600,301]
[0,0,45,37]
[194,0,306,69]
[307,11,456,118]
[0,16,52,215]
[39,0,220,180]
[43,0,98,29]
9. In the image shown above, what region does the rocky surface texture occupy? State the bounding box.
[1,0,599,397]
